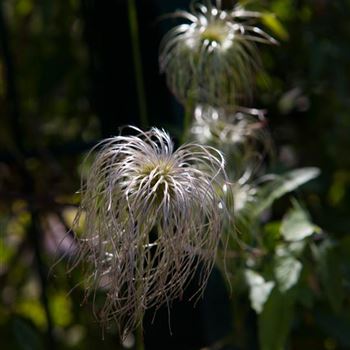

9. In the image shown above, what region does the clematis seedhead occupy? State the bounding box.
[191,104,271,181]
[72,127,231,337]
[159,1,277,107]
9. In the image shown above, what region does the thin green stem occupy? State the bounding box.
[181,98,194,144]
[128,0,148,129]
[135,325,144,350]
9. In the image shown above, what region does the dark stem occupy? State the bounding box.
[128,0,149,129]
[29,211,56,350]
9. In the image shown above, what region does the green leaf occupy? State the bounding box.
[281,205,316,241]
[283,240,307,257]
[16,0,34,17]
[12,318,44,350]
[316,309,350,347]
[253,167,320,217]
[263,221,281,250]
[16,299,46,330]
[262,13,289,41]
[258,288,295,350]
[274,254,302,292]
[51,292,73,327]
[312,240,345,313]
[245,269,275,314]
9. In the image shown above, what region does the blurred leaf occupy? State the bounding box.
[297,283,315,309]
[258,288,295,350]
[65,325,86,347]
[12,318,44,350]
[274,254,302,292]
[284,240,306,256]
[253,167,320,216]
[328,171,350,206]
[16,300,46,330]
[312,240,345,313]
[270,0,295,21]
[278,87,302,114]
[299,5,312,22]
[245,269,275,314]
[281,203,317,241]
[16,0,34,17]
[315,309,350,348]
[0,216,13,268]
[262,13,289,41]
[51,292,72,327]
[7,210,31,238]
[263,221,281,250]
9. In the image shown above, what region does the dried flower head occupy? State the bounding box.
[72,127,230,337]
[160,1,277,106]
[191,104,271,181]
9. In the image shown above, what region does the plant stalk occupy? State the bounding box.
[135,324,144,350]
[128,0,148,128]
[181,97,194,144]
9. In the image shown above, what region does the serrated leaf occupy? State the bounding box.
[281,206,315,241]
[245,269,275,313]
[274,255,302,292]
[253,167,320,216]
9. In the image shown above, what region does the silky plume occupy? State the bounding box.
[160,0,277,107]
[71,127,232,338]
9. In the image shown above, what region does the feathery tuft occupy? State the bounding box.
[159,1,277,106]
[72,127,230,337]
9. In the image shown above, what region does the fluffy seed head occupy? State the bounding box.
[159,1,277,106]
[72,127,230,337]
[191,104,271,181]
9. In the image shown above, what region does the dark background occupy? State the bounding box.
[0,0,350,349]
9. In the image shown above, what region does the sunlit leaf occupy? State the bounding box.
[262,13,289,41]
[16,300,46,330]
[283,240,306,256]
[51,292,73,327]
[253,167,320,216]
[274,254,302,292]
[281,204,317,241]
[245,269,275,314]
[62,206,85,233]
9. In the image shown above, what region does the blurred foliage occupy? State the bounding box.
[0,0,349,349]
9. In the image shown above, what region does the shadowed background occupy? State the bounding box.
[0,0,350,349]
